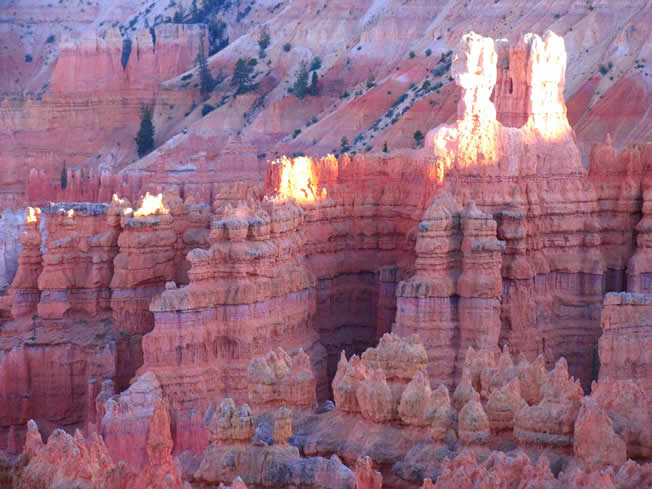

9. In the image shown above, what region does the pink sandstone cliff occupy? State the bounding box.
[140,197,326,452]
[0,26,651,488]
[0,24,204,209]
[598,293,652,391]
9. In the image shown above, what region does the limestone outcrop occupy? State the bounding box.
[398,370,432,426]
[574,397,627,470]
[110,193,177,335]
[354,456,382,489]
[272,407,293,445]
[486,378,523,432]
[1,23,651,488]
[99,371,165,470]
[598,293,652,390]
[142,197,325,451]
[589,380,651,459]
[247,347,316,410]
[10,420,127,489]
[457,393,489,444]
[514,358,583,446]
[3,24,205,209]
[356,369,393,423]
[35,202,117,320]
[9,208,42,318]
[0,337,117,458]
[205,398,255,445]
[332,334,429,422]
[628,186,652,293]
[0,209,26,296]
[132,400,183,489]
[416,30,605,387]
[430,448,650,489]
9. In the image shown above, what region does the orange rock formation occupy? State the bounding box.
[0,25,651,489]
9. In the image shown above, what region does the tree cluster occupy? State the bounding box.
[231,58,257,95]
[293,58,320,100]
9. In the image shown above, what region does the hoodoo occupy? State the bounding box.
[0,0,650,486]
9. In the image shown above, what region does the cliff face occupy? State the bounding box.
[3,0,650,211]
[391,31,601,387]
[1,25,651,487]
[0,24,204,209]
[142,196,325,452]
[598,293,652,391]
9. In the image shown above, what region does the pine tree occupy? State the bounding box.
[231,58,254,95]
[197,34,215,99]
[190,0,200,22]
[258,27,270,58]
[308,71,319,96]
[136,106,155,158]
[293,61,309,100]
[60,163,67,189]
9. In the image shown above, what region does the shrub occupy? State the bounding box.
[283,42,291,52]
[392,93,408,107]
[25,54,33,62]
[258,26,270,58]
[425,48,432,56]
[292,128,301,138]
[383,142,388,153]
[366,73,375,89]
[422,80,431,90]
[173,6,184,22]
[409,51,415,59]
[310,56,322,71]
[46,34,55,43]
[201,104,215,116]
[413,130,424,148]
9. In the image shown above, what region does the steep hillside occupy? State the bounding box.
[1,0,650,207]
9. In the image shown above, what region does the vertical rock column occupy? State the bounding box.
[589,138,643,291]
[36,202,117,320]
[495,210,537,358]
[110,193,177,334]
[10,208,42,319]
[628,187,652,293]
[143,199,325,452]
[394,193,462,387]
[598,292,652,391]
[375,265,402,340]
[456,201,504,375]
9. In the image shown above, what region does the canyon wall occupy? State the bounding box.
[1,30,650,477]
[142,196,326,452]
[0,24,204,209]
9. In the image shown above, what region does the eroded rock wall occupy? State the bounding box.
[141,197,325,452]
[598,293,652,391]
[1,24,204,209]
